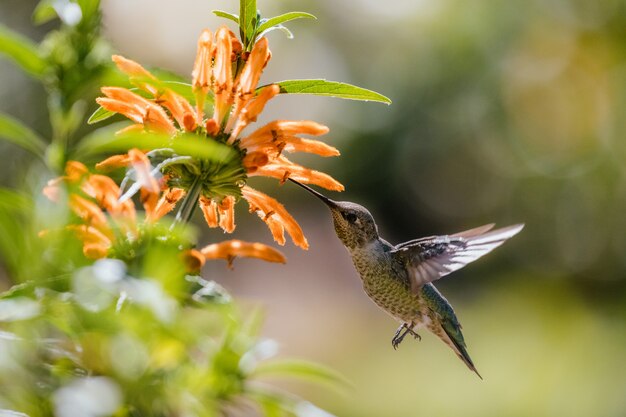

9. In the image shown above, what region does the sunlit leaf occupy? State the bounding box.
[212,10,239,24]
[74,127,236,162]
[252,359,351,389]
[240,0,258,49]
[87,106,114,125]
[0,113,47,157]
[262,79,392,104]
[258,24,294,40]
[0,24,45,77]
[0,188,31,212]
[32,0,58,25]
[257,12,316,35]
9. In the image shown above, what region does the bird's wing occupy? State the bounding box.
[391,224,524,293]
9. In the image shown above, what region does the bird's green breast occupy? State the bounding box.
[350,241,426,322]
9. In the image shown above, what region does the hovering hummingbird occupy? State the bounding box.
[290,179,523,378]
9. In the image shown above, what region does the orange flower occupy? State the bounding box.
[200,239,286,268]
[43,162,200,271]
[94,26,344,250]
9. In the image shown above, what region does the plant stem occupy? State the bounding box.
[173,176,202,227]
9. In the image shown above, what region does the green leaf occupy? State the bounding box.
[259,24,294,40]
[212,10,239,24]
[0,24,46,77]
[73,128,236,163]
[264,79,392,104]
[0,188,31,212]
[0,113,47,157]
[257,12,316,36]
[32,0,58,25]
[87,105,114,125]
[240,0,258,49]
[252,359,351,389]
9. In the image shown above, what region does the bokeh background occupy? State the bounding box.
[2,0,626,416]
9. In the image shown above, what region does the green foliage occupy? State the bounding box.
[256,12,316,39]
[0,113,47,158]
[264,79,392,104]
[0,1,354,416]
[214,3,316,45]
[239,0,258,50]
[0,24,46,78]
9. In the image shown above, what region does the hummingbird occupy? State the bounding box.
[290,179,523,378]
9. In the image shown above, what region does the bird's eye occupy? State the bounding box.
[345,213,358,223]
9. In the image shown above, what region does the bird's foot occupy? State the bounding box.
[392,323,421,350]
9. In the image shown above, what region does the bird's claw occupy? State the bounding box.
[391,323,420,350]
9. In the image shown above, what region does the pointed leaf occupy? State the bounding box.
[87,106,114,125]
[258,24,294,40]
[212,10,239,24]
[261,79,391,104]
[0,25,46,77]
[32,0,58,25]
[73,127,236,163]
[240,0,258,48]
[257,12,316,35]
[0,113,47,157]
[252,359,351,389]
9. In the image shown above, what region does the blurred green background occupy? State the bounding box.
[2,0,626,416]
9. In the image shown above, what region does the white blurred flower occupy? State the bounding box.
[53,377,122,417]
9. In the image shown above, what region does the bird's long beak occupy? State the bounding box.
[289,179,338,209]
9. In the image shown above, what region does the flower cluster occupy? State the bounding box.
[43,160,286,268]
[94,26,343,250]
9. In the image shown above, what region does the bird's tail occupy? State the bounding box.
[440,321,483,379]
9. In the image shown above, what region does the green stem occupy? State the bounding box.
[173,176,202,227]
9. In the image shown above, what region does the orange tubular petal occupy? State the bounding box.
[69,195,110,232]
[99,88,176,135]
[192,29,214,124]
[241,186,308,249]
[128,149,159,194]
[241,120,329,148]
[160,89,196,131]
[212,27,234,124]
[242,151,269,172]
[84,174,124,210]
[238,37,270,95]
[95,154,131,171]
[281,136,340,157]
[67,224,112,259]
[251,155,344,191]
[43,161,89,202]
[148,188,185,222]
[218,196,236,233]
[65,161,89,182]
[192,29,213,89]
[182,249,206,272]
[229,84,280,140]
[83,243,109,259]
[200,239,286,267]
[242,85,279,122]
[143,103,177,135]
[112,55,158,95]
[199,196,219,227]
[141,187,159,217]
[96,97,144,124]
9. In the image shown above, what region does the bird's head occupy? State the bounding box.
[290,180,379,249]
